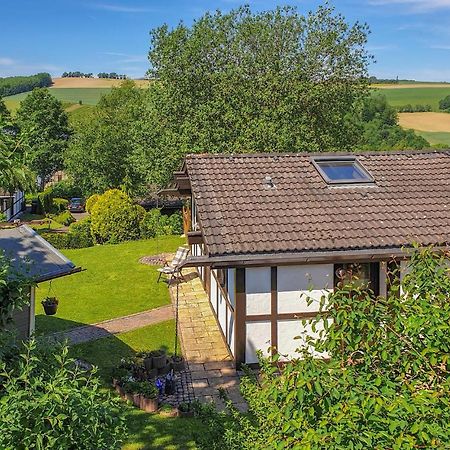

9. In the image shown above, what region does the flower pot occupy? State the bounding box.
[144,357,153,371]
[125,392,134,403]
[42,303,58,315]
[152,353,167,369]
[140,396,158,413]
[132,393,141,407]
[171,356,185,372]
[115,384,124,396]
[158,363,171,376]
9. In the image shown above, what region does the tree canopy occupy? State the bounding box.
[138,4,373,186]
[16,88,70,186]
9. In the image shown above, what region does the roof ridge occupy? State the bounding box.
[185,149,450,159]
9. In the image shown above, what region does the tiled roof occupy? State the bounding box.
[185,150,450,257]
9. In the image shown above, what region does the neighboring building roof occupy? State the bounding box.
[0,225,79,282]
[182,150,450,258]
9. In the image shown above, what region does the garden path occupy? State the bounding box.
[47,305,173,345]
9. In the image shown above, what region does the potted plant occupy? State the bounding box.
[140,382,159,413]
[178,402,194,418]
[123,380,137,404]
[41,296,58,315]
[151,349,167,369]
[111,367,128,388]
[170,355,185,372]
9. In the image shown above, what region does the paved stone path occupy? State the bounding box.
[48,305,173,345]
[170,270,247,411]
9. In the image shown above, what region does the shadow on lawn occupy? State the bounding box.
[35,315,87,336]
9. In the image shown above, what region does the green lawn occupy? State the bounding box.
[36,236,185,335]
[374,86,450,111]
[416,131,450,146]
[4,87,112,112]
[70,321,202,450]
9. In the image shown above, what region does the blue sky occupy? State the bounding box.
[2,0,450,81]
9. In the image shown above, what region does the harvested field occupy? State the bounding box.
[398,112,450,132]
[51,77,149,88]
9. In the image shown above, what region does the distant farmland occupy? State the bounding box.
[4,88,112,112]
[374,86,450,111]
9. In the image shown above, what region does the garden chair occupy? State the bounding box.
[157,246,190,283]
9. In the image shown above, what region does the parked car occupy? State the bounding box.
[68,198,85,212]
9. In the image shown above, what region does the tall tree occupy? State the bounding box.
[0,115,34,193]
[16,88,70,187]
[65,80,145,196]
[138,4,372,186]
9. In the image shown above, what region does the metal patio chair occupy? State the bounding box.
[157,246,190,283]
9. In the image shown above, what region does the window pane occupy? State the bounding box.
[318,161,368,181]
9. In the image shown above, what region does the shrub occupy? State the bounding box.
[36,187,53,214]
[68,217,94,248]
[52,210,75,226]
[0,339,127,449]
[86,194,100,213]
[40,231,70,249]
[140,209,183,238]
[52,197,69,213]
[50,179,83,199]
[90,189,146,244]
[439,95,450,111]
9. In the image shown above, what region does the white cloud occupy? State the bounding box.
[91,3,155,13]
[101,52,148,64]
[369,0,450,12]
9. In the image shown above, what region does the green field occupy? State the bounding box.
[416,131,450,146]
[4,87,111,112]
[375,87,450,111]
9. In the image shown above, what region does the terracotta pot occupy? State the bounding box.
[43,303,58,316]
[115,384,124,396]
[132,393,141,407]
[140,396,158,413]
[152,353,167,369]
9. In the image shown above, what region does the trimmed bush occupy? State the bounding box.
[36,188,53,214]
[53,197,69,213]
[40,232,70,249]
[68,217,94,248]
[52,210,75,226]
[90,189,146,244]
[166,211,183,235]
[86,194,100,213]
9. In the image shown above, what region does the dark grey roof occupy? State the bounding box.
[0,225,78,282]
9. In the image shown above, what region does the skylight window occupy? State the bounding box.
[312,157,374,185]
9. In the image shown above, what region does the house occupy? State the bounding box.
[168,150,450,367]
[0,189,25,221]
[0,225,80,338]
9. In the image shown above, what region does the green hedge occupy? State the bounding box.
[140,209,183,238]
[51,210,75,226]
[52,197,69,213]
[36,188,53,214]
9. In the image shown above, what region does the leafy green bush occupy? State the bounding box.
[52,197,69,213]
[36,187,53,214]
[86,193,100,213]
[51,179,83,199]
[68,217,94,248]
[52,210,75,226]
[90,189,146,244]
[140,209,183,238]
[197,247,450,450]
[0,339,127,449]
[40,231,70,249]
[439,95,450,111]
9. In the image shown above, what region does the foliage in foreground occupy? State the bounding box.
[0,339,127,450]
[197,247,450,449]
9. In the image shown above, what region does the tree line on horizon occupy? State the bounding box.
[0,73,52,97]
[62,72,127,79]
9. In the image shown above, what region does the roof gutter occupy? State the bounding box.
[36,267,85,284]
[180,247,417,268]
